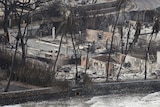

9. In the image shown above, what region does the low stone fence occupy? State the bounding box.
[91,79,160,95]
[0,87,70,105]
[1,79,160,106]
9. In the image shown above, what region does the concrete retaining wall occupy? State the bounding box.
[1,79,160,105]
[0,87,70,105]
[91,79,160,95]
[73,0,117,13]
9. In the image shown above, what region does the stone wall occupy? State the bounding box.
[0,87,70,105]
[1,79,160,105]
[91,79,160,95]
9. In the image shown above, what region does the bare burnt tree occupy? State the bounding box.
[116,18,142,80]
[0,0,43,62]
[40,1,62,18]
[13,0,36,64]
[3,0,43,92]
[144,17,159,80]
[0,0,13,43]
[34,1,63,37]
[106,0,125,81]
[52,6,79,82]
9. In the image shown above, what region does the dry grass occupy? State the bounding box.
[0,47,72,89]
[0,47,53,87]
[14,62,53,86]
[50,80,71,90]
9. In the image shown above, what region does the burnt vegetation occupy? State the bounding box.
[0,0,160,92]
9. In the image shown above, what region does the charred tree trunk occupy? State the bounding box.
[3,0,10,43]
[71,33,78,83]
[4,38,19,92]
[21,37,26,64]
[17,15,26,64]
[52,34,64,80]
[3,18,9,43]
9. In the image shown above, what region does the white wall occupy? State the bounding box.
[157,51,160,64]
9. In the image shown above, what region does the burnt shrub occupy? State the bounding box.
[0,47,71,88]
[50,80,71,90]
[0,47,53,86]
[0,48,12,70]
[13,59,53,87]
